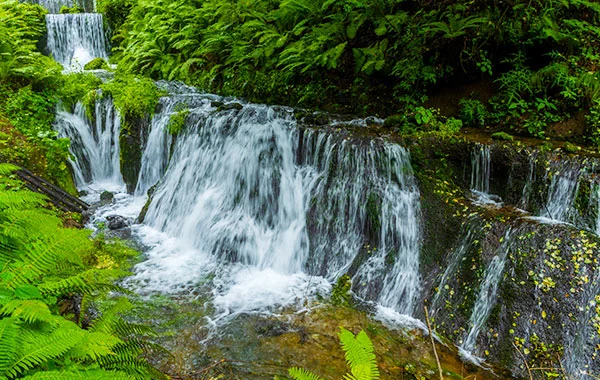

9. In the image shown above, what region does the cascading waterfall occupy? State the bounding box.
[470,144,502,206]
[54,97,123,190]
[459,228,513,363]
[300,130,421,315]
[112,95,423,319]
[46,13,108,70]
[135,97,183,196]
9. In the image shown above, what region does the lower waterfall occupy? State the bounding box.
[62,90,424,324]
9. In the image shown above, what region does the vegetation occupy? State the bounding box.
[289,327,379,380]
[102,0,600,143]
[0,164,164,379]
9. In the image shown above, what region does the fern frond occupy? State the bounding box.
[4,327,85,378]
[19,369,132,379]
[0,317,20,373]
[338,328,379,380]
[1,299,53,323]
[288,367,325,380]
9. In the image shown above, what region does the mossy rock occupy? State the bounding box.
[490,131,514,141]
[84,58,109,71]
[563,141,580,153]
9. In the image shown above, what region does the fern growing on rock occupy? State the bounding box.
[0,163,165,379]
[288,327,379,380]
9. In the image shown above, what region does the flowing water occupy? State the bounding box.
[470,144,502,206]
[46,13,108,70]
[57,88,423,324]
[541,163,580,222]
[430,216,479,317]
[28,0,73,13]
[471,144,490,193]
[459,228,513,364]
[54,97,124,194]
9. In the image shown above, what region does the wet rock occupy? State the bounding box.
[254,319,289,337]
[105,215,132,230]
[100,191,114,204]
[219,102,244,111]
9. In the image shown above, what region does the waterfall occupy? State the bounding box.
[134,98,180,196]
[471,144,491,193]
[300,130,422,315]
[459,228,513,363]
[46,13,108,70]
[107,96,423,318]
[54,97,123,189]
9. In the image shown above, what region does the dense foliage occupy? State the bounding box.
[0,0,77,191]
[107,0,600,142]
[0,164,164,379]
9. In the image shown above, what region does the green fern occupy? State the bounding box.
[288,327,380,380]
[0,168,166,379]
[288,367,325,380]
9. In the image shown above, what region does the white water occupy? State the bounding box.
[54,98,124,195]
[470,144,502,206]
[30,0,73,13]
[459,228,512,363]
[471,144,490,193]
[134,97,181,196]
[542,166,580,222]
[68,95,417,321]
[46,13,108,70]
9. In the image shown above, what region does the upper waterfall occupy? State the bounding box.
[46,13,108,70]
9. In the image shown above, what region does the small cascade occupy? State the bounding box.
[54,97,123,189]
[564,269,600,379]
[430,216,479,317]
[541,163,580,222]
[519,151,538,210]
[591,180,600,235]
[46,13,108,70]
[471,144,491,193]
[470,144,501,206]
[459,228,513,363]
[111,96,424,318]
[134,99,178,196]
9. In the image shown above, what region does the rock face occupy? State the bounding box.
[412,134,600,378]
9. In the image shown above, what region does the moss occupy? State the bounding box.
[119,117,147,193]
[101,73,164,120]
[83,57,109,70]
[59,4,84,13]
[490,131,514,141]
[563,141,580,153]
[384,114,405,129]
[365,192,381,239]
[167,107,190,135]
[330,274,352,306]
[58,72,102,111]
